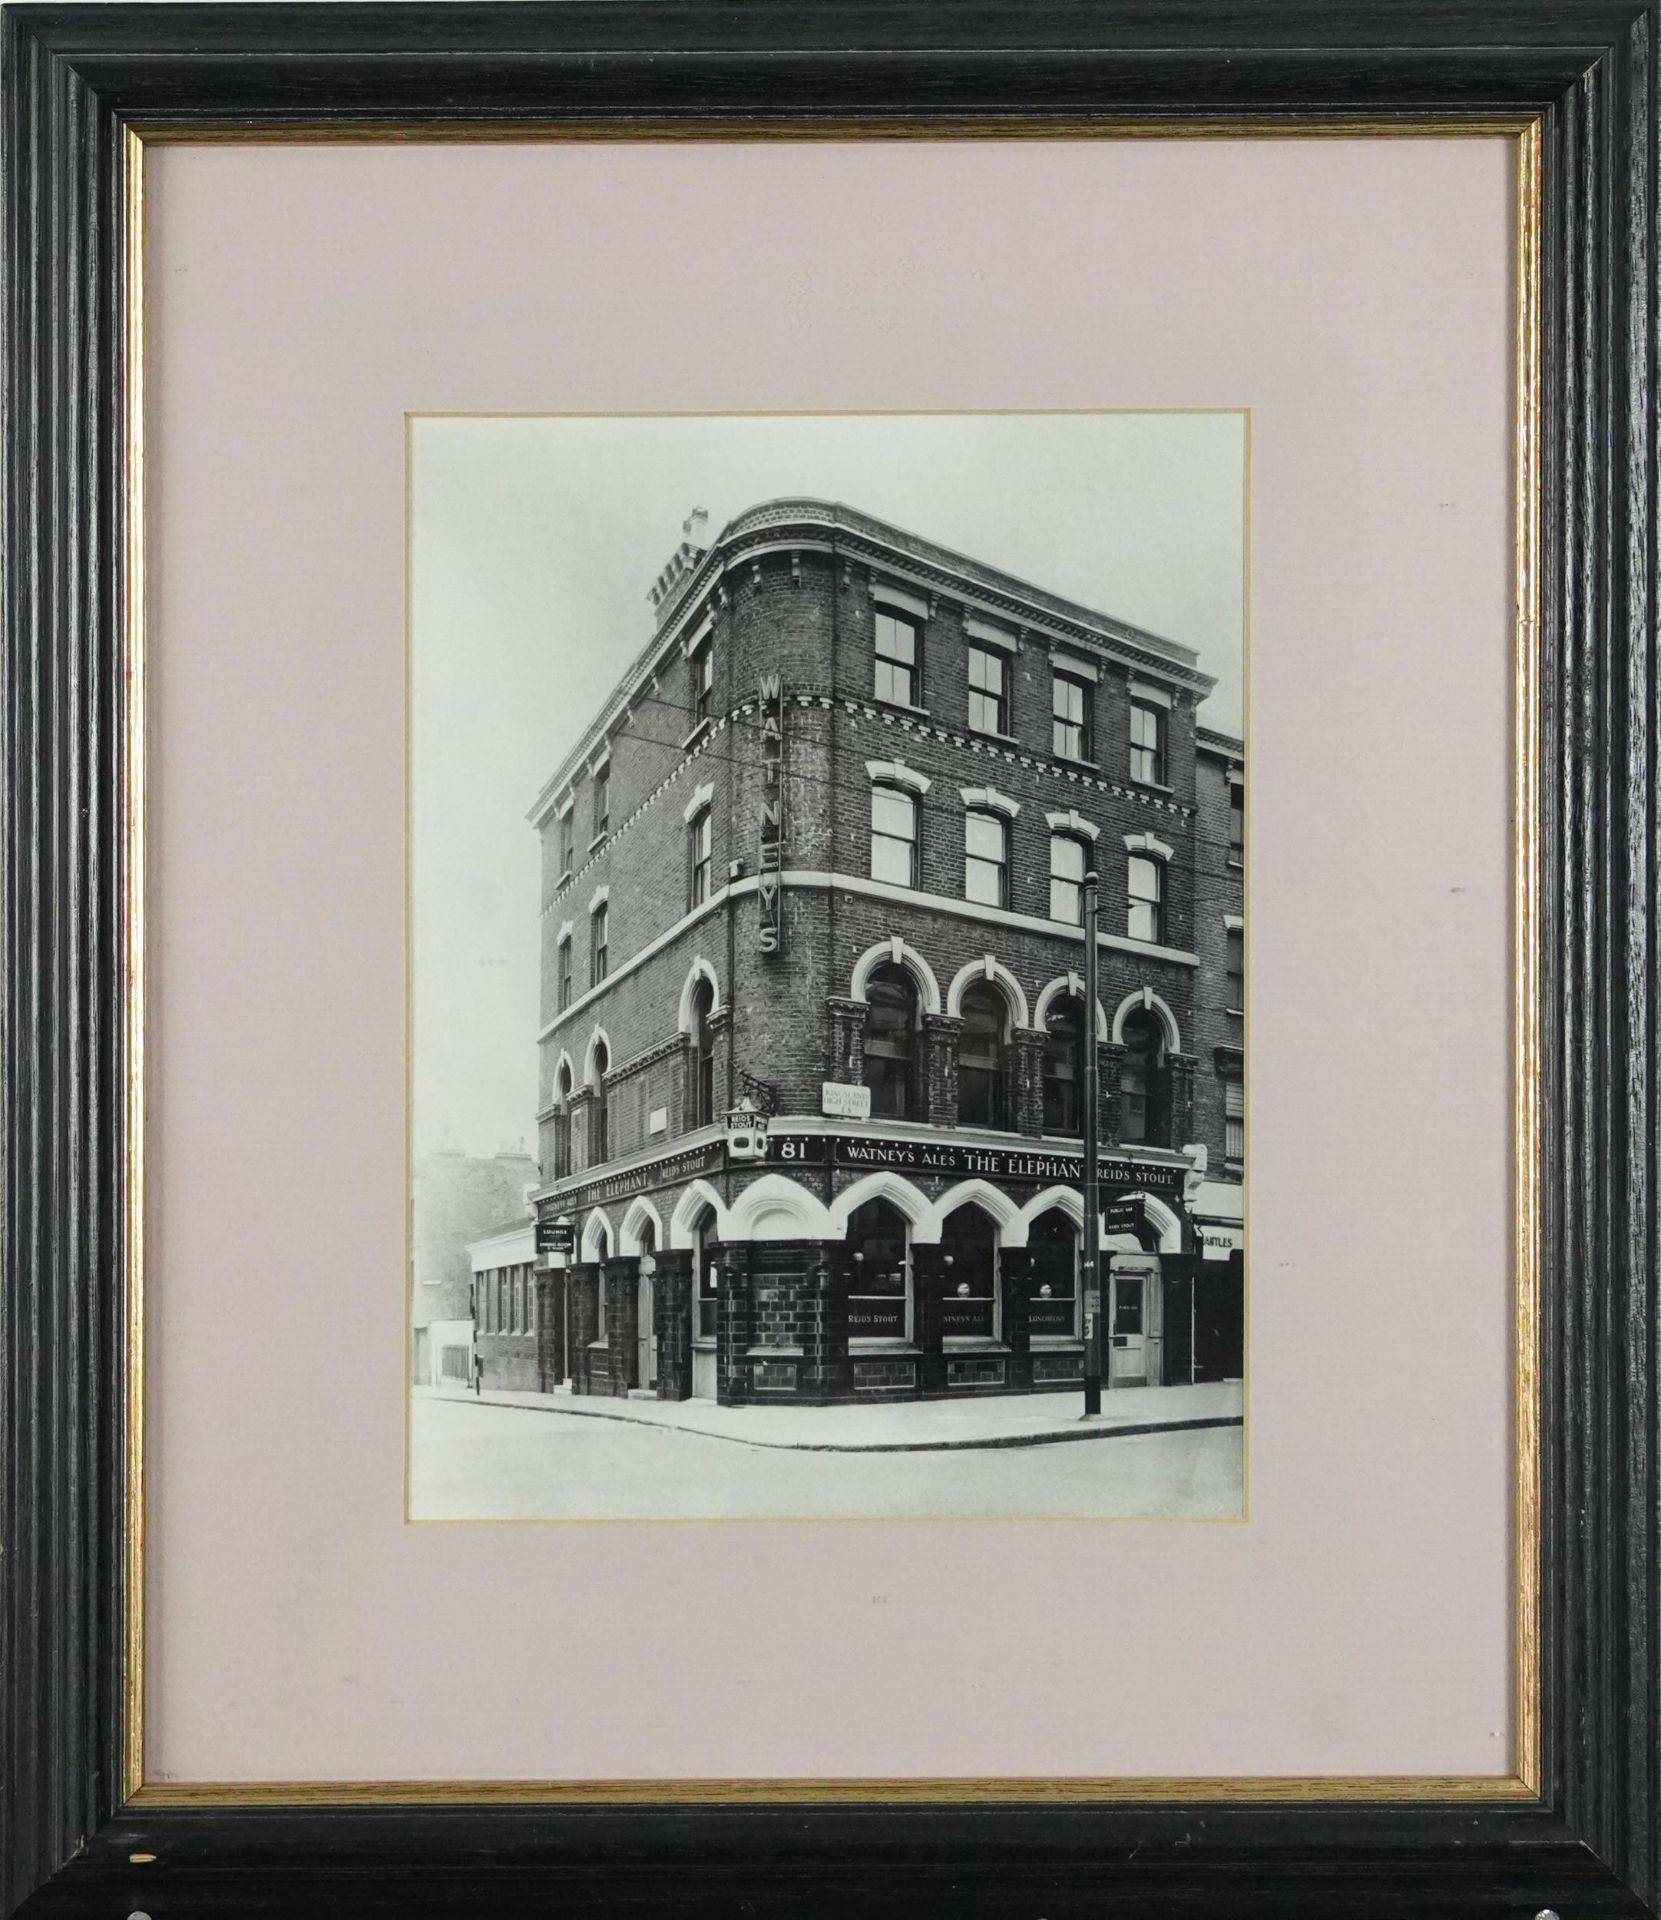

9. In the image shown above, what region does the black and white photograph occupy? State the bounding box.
[409,412,1247,1520]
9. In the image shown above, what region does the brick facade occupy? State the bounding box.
[527,501,1246,1405]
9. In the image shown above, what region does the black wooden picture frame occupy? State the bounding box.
[2,4,1657,1915]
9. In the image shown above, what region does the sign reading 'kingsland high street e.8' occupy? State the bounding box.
[757,673,785,954]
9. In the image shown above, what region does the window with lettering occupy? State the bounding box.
[846,1198,910,1342]
[940,1204,997,1340]
[1027,1209,1079,1338]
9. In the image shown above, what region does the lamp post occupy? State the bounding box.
[1082,870,1104,1416]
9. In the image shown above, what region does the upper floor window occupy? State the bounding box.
[1118,1009,1165,1146]
[1042,996,1086,1137]
[592,761,611,838]
[874,608,922,707]
[590,902,609,984]
[1127,853,1165,945]
[692,637,714,724]
[557,935,574,1012]
[1224,1079,1245,1167]
[1129,697,1166,786]
[967,644,1008,735]
[1049,833,1087,925]
[688,807,713,909]
[1228,776,1244,861]
[687,979,715,1130]
[957,984,1009,1129]
[1226,925,1244,1011]
[553,1063,573,1179]
[964,810,1008,908]
[558,807,575,878]
[1053,673,1092,761]
[590,1040,610,1164]
[862,963,919,1121]
[871,784,919,889]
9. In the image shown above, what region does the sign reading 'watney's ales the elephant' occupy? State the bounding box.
[767,1133,1185,1192]
[756,673,785,954]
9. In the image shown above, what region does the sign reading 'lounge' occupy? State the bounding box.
[757,673,785,954]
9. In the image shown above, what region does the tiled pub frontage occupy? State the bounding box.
[533,1130,1244,1408]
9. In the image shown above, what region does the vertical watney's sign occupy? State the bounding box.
[757,673,785,952]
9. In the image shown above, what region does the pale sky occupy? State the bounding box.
[411,412,1246,1159]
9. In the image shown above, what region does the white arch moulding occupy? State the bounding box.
[668,1178,728,1252]
[676,956,722,1033]
[1019,1184,1086,1237]
[723,1173,837,1245]
[826,1169,940,1245]
[1109,986,1182,1053]
[582,1026,613,1088]
[930,1177,1029,1248]
[580,1207,615,1263]
[944,954,1031,1029]
[552,1049,578,1097]
[619,1194,665,1256]
[1030,971,1109,1042]
[848,936,943,1015]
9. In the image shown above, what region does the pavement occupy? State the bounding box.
[415,1378,1242,1453]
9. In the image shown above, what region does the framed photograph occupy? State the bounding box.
[2,4,1657,1917]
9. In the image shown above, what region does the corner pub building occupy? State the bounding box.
[521,499,1245,1409]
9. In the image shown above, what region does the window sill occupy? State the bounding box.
[848,1338,920,1355]
[967,725,1020,747]
[1227,855,1245,869]
[587,833,608,853]
[870,696,932,721]
[1029,1334,1083,1351]
[744,1344,804,1359]
[555,869,574,888]
[1053,751,1100,773]
[944,1337,1010,1353]
[1228,1007,1244,1019]
[681,718,713,751]
[1128,777,1175,797]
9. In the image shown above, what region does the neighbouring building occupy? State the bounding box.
[524,498,1246,1407]
[411,1146,538,1388]
[468,1216,540,1392]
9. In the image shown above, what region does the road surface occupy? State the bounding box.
[410,1395,1243,1521]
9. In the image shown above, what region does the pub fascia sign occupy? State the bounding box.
[757,672,785,954]
[768,1131,1184,1192]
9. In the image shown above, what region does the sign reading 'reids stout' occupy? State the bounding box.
[756,673,785,954]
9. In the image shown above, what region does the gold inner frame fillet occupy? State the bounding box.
[118,112,1544,1808]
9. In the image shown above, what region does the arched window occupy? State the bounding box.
[846,1198,910,1342]
[591,1220,610,1340]
[687,979,715,1130]
[591,1039,610,1164]
[552,1062,574,1180]
[862,963,919,1120]
[688,805,713,909]
[1118,1008,1166,1146]
[957,983,1009,1129]
[1042,995,1087,1137]
[1028,1208,1079,1338]
[870,784,919,888]
[692,1208,719,1343]
[940,1204,998,1341]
